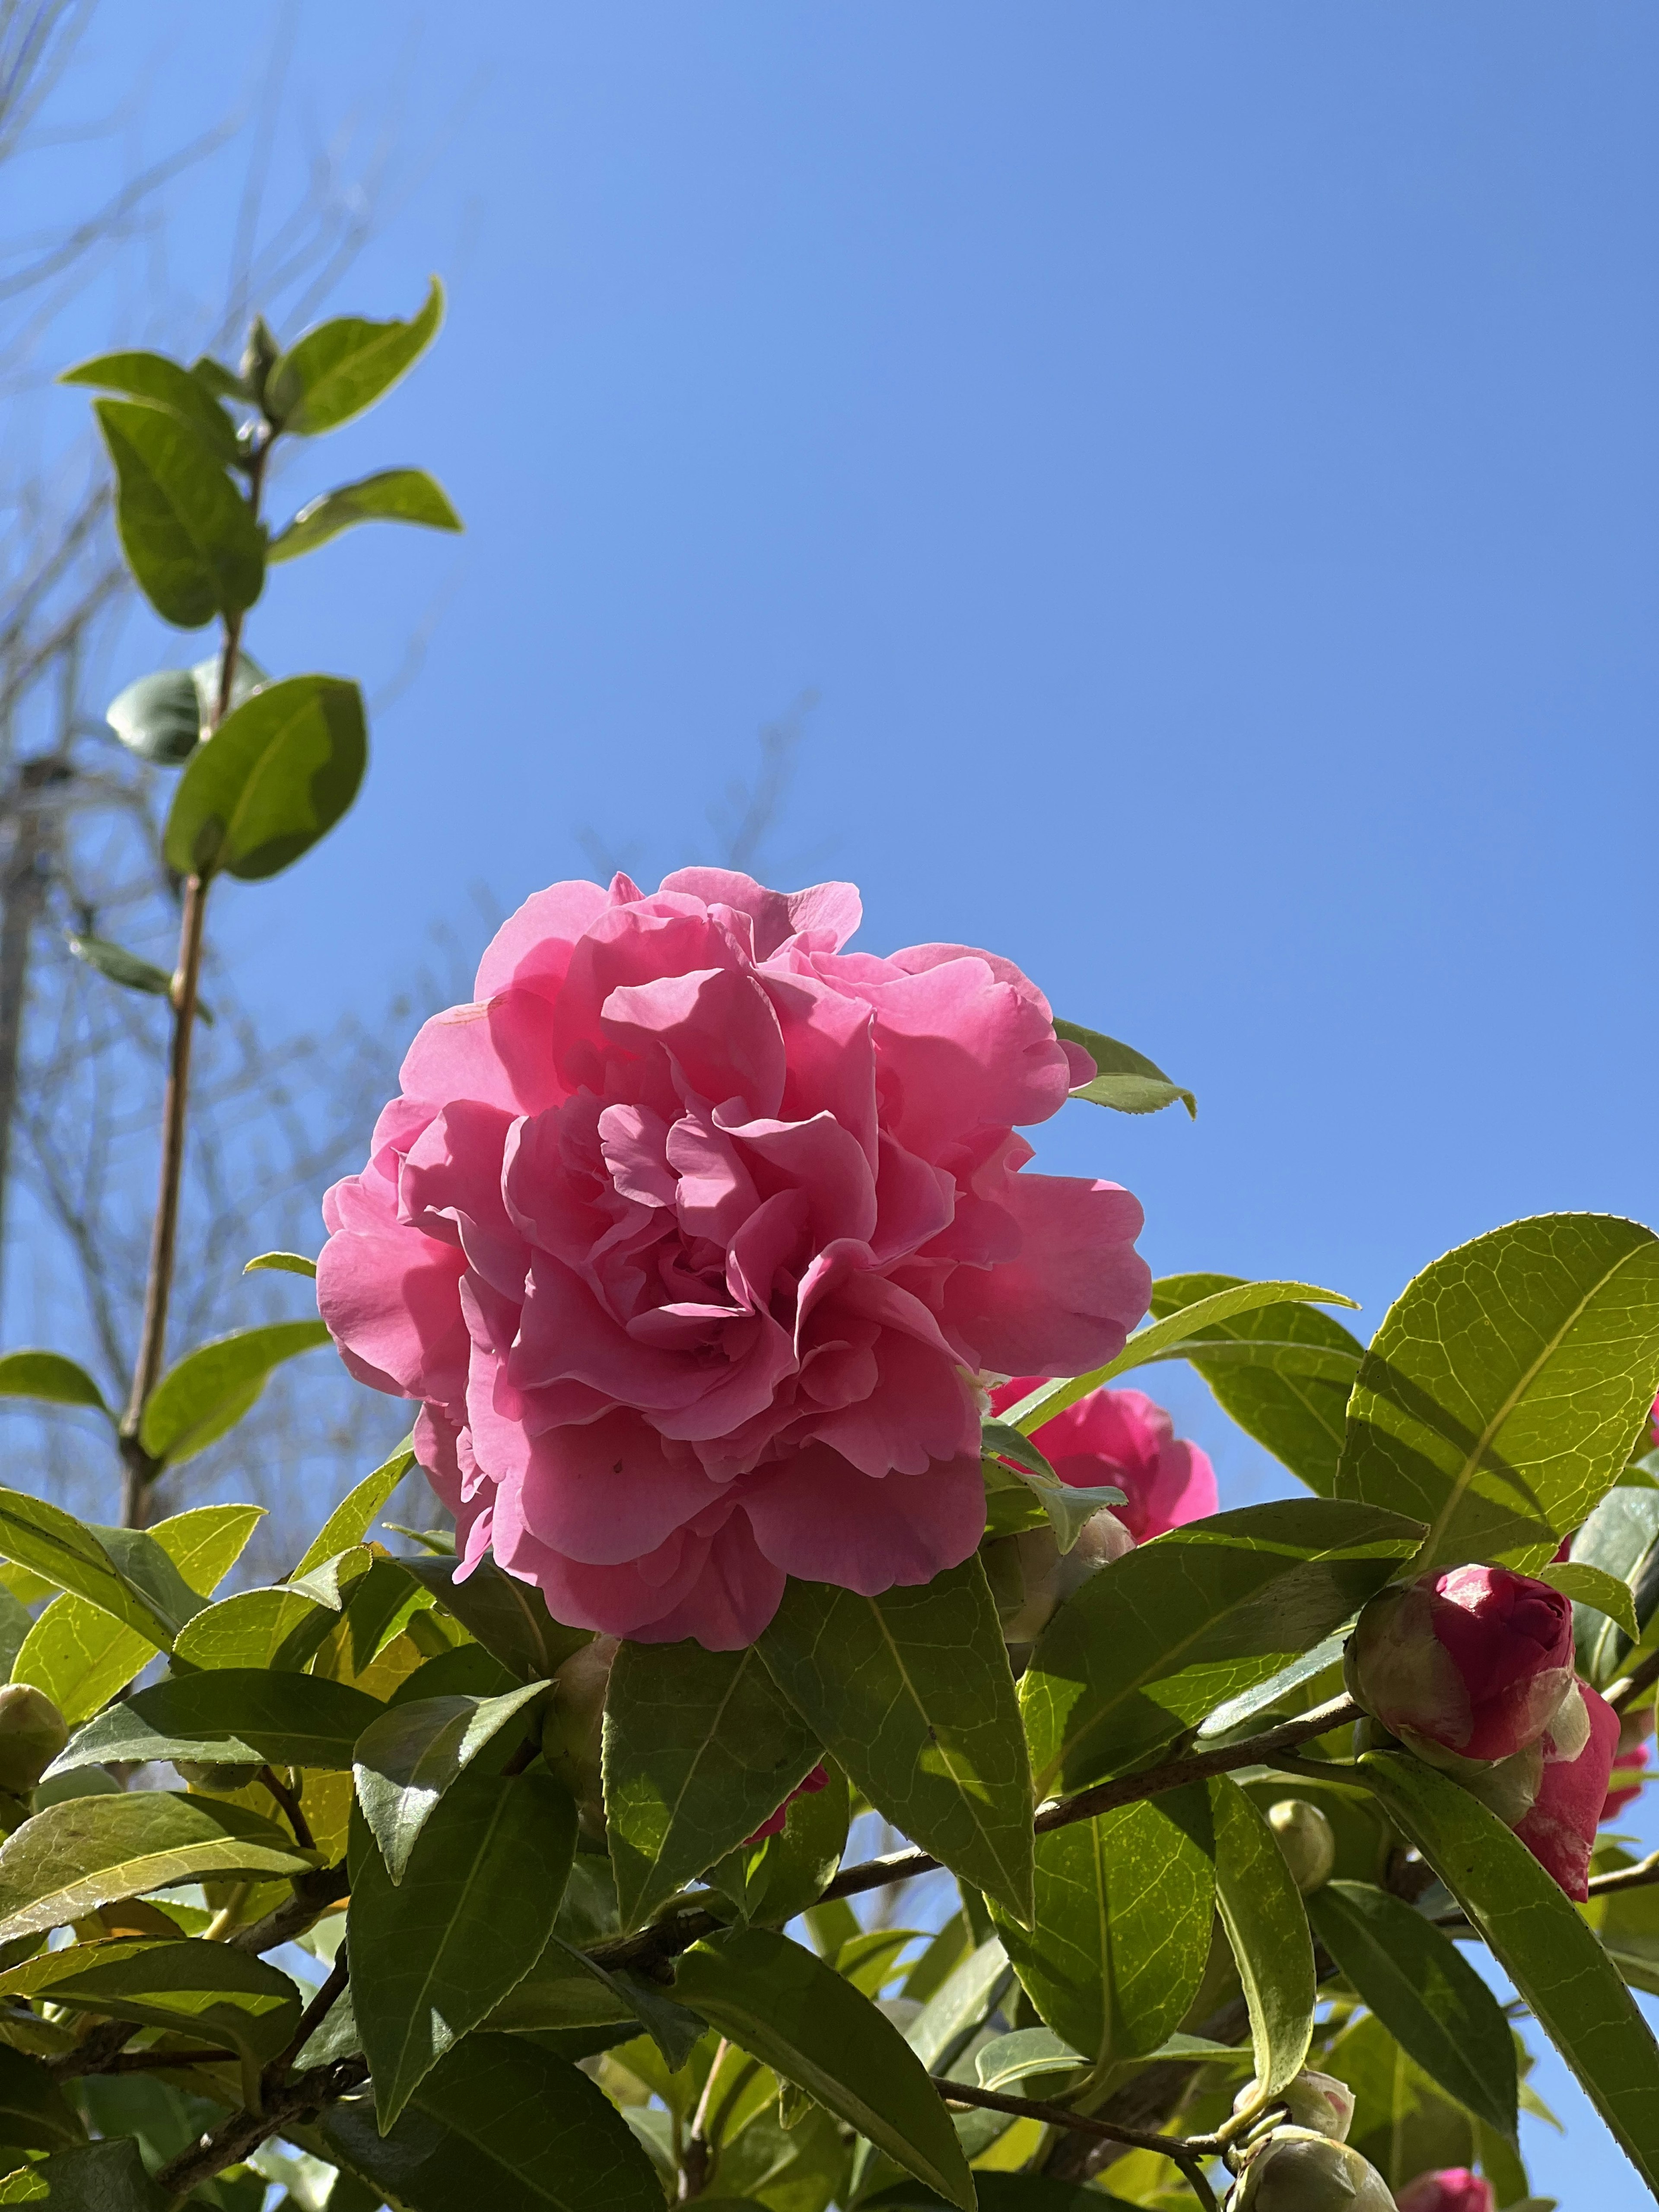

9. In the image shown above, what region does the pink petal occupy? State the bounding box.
[721,1109,878,1247]
[512,1408,727,1565]
[400,992,561,1117]
[474,878,611,1000]
[603,965,788,1122]
[943,1171,1150,1375]
[659,869,863,958]
[317,1203,469,1402]
[742,1446,985,1593]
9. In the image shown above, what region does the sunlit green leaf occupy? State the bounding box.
[1211,1777,1314,2108]
[1569,1487,1659,1687]
[266,278,444,435]
[61,351,240,461]
[1326,2009,1478,2194]
[1539,1560,1639,1643]
[1054,1017,1195,1117]
[291,1443,414,1577]
[163,676,367,883]
[92,399,263,629]
[140,1321,331,1467]
[0,1490,201,1650]
[268,467,461,561]
[0,1353,108,1420]
[242,1250,318,1279]
[171,1586,335,1672]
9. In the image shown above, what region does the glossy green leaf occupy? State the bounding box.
[47,1669,383,1780]
[354,1679,548,1881]
[1336,1214,1659,1571]
[1569,1487,1659,1686]
[292,1443,414,1576]
[1306,1878,1517,2136]
[758,1557,1033,1921]
[604,1640,820,1928]
[403,1554,592,1681]
[1149,1271,1365,1497]
[1020,1499,1420,1795]
[903,1935,1012,2075]
[1539,1560,1639,1642]
[1326,2009,1478,2192]
[171,1586,335,1672]
[1054,1017,1195,1117]
[105,669,200,763]
[0,1353,108,1419]
[323,2031,661,2212]
[92,399,263,629]
[972,2026,1084,2094]
[1210,1777,1313,2107]
[163,676,367,883]
[268,467,462,562]
[706,1760,849,1928]
[140,1320,330,1467]
[62,351,240,461]
[0,2140,160,2206]
[0,2048,81,2155]
[243,1250,317,1279]
[0,1490,201,1650]
[990,1789,1213,2072]
[12,1505,260,1722]
[0,1936,299,2086]
[674,1926,976,2210]
[0,1792,311,1941]
[1004,1280,1360,1432]
[980,1424,1124,1549]
[1363,1748,1659,2193]
[348,1767,575,2127]
[267,278,444,434]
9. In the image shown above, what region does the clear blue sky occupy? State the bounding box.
[51,6,1659,2201]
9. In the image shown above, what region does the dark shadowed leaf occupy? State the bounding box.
[268,467,462,561]
[605,1640,820,1928]
[0,1793,311,1941]
[1363,1749,1659,2194]
[1211,1777,1314,2107]
[354,1679,549,1880]
[1054,1018,1195,1118]
[140,1321,331,1467]
[706,1760,850,1928]
[0,2047,82,2153]
[1569,1486,1659,1686]
[61,351,240,460]
[323,2032,662,2212]
[991,1790,1213,2070]
[266,278,444,434]
[674,1927,976,2210]
[1307,1878,1517,2137]
[0,2139,161,2206]
[163,676,367,883]
[92,399,263,628]
[1020,1499,1420,1796]
[1335,1214,1659,1572]
[759,1560,1033,1921]
[403,1554,591,1681]
[1327,2010,1478,2193]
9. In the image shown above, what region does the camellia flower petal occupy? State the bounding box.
[319,870,1152,1649]
[988,1379,1216,1542]
[1513,1681,1621,1902]
[1395,2168,1495,2212]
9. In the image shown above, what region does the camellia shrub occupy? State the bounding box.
[0,285,1654,2211]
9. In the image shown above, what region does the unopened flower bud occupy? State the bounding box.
[1345,1566,1576,1765]
[1395,2169,1495,2212]
[993,1512,1135,1646]
[1233,2070,1354,2145]
[1266,1801,1337,1896]
[540,1635,617,1837]
[0,1686,68,1796]
[1228,2128,1395,2210]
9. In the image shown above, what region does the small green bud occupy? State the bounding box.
[1266,1799,1337,1895]
[540,1635,617,1839]
[0,1686,67,1796]
[992,1511,1135,1646]
[242,315,281,407]
[1228,2128,1395,2210]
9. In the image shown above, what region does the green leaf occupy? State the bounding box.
[163,676,368,883]
[65,932,197,1017]
[140,1321,331,1467]
[1210,1777,1314,2107]
[403,1554,591,1682]
[758,1557,1033,1921]
[973,2027,1084,2094]
[323,2033,662,2212]
[0,1937,299,2097]
[47,1669,383,1779]
[1054,1018,1195,1118]
[243,1251,317,1279]
[1020,1499,1420,1796]
[353,1680,549,1881]
[266,278,445,435]
[1306,1878,1517,2137]
[1003,1280,1360,1432]
[92,399,264,629]
[0,2049,81,2155]
[707,1760,850,1928]
[1363,1748,1659,2194]
[980,1424,1125,1550]
[61,351,240,461]
[1335,1214,1659,1571]
[604,1640,820,1929]
[0,1792,312,1941]
[292,1443,414,1577]
[348,1768,576,2128]
[904,1935,1012,2074]
[0,2140,161,2206]
[1322,2009,1478,2195]
[990,1790,1213,2072]
[1149,1272,1365,1497]
[0,1489,201,1650]
[104,670,200,765]
[1568,1487,1659,1686]
[0,1353,108,1420]
[172,1586,336,1672]
[268,467,462,562]
[1539,1561,1639,1643]
[674,1927,976,2210]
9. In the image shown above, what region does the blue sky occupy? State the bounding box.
[39,5,1659,2199]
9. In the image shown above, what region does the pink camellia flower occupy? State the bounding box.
[1395,2171,1494,2212]
[988,1379,1215,1542]
[1512,1682,1621,1901]
[743,1762,828,1847]
[1344,1565,1576,1764]
[318,869,1151,1649]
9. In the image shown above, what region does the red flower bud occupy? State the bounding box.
[1345,1565,1575,1764]
[1512,1681,1620,1901]
[1395,2169,1495,2212]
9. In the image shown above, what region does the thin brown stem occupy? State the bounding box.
[258,1766,315,1853]
[229,1863,350,1955]
[153,2055,367,2203]
[679,2036,728,2200]
[269,1948,347,2085]
[930,2078,1220,2208]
